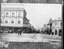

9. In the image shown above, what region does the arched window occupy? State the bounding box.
[55,29,57,35]
[6,12,8,17]
[59,29,62,36]
[5,20,8,23]
[18,21,20,24]
[12,12,15,17]
[11,21,14,23]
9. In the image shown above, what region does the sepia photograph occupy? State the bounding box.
[0,0,63,49]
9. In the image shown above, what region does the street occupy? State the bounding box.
[0,33,61,49]
[0,33,61,42]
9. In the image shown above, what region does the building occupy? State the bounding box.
[48,18,62,36]
[51,18,62,36]
[1,7,30,27]
[0,3,33,33]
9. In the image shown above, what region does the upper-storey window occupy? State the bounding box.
[11,21,14,23]
[5,20,8,23]
[18,21,21,24]
[55,29,57,35]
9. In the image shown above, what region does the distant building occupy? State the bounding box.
[47,17,62,36]
[41,24,47,33]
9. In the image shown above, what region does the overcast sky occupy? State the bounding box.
[1,3,62,29]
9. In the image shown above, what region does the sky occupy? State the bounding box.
[1,3,62,29]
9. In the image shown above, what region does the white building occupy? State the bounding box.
[1,8,23,27]
[1,3,29,27]
[51,18,62,36]
[0,3,33,33]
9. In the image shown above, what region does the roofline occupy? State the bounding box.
[47,19,61,25]
[51,19,61,23]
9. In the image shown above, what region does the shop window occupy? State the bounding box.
[55,29,57,35]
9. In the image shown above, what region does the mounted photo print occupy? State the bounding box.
[0,0,63,49]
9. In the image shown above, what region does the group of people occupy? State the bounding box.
[0,27,41,35]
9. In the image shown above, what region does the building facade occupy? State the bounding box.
[1,8,23,27]
[1,7,30,27]
[51,19,62,36]
[0,3,32,33]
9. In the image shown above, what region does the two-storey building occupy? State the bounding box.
[51,18,62,36]
[0,3,32,33]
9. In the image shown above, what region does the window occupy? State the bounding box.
[55,22,57,26]
[52,32,54,35]
[59,29,62,36]
[55,29,57,35]
[5,20,8,23]
[6,12,8,17]
[18,21,20,24]
[11,21,14,23]
[12,12,14,17]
